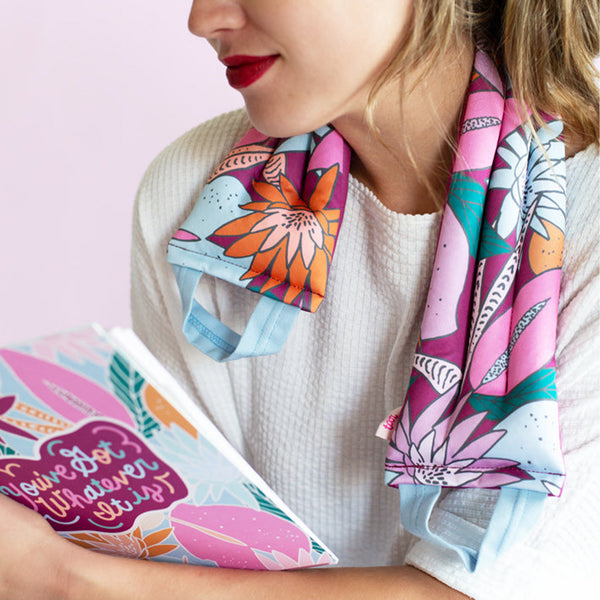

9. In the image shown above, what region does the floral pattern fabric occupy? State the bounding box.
[168,126,350,313]
[168,49,566,497]
[379,50,566,496]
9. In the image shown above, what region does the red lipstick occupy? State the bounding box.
[222,55,278,89]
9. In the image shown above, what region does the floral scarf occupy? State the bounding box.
[167,49,566,570]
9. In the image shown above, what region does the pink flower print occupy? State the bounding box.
[387,391,525,488]
[256,548,334,570]
[405,429,483,487]
[251,205,325,268]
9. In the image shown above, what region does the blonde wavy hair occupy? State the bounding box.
[368,0,600,148]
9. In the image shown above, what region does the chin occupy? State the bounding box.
[244,102,328,139]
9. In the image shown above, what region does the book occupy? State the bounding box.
[0,325,337,569]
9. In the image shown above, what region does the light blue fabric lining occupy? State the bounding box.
[398,484,546,572]
[172,265,299,362]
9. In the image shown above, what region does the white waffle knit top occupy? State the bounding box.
[131,109,600,599]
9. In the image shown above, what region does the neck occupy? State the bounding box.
[333,39,474,215]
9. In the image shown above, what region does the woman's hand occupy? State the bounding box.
[0,493,75,600]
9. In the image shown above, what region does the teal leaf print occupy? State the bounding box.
[109,353,160,438]
[309,533,329,556]
[242,482,329,556]
[479,220,513,258]
[470,367,557,421]
[243,482,291,523]
[448,172,486,257]
[0,441,17,456]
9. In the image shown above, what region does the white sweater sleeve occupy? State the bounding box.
[405,145,600,599]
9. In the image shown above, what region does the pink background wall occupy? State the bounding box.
[0,1,242,345]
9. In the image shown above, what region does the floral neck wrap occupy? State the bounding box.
[167,49,566,571]
[167,125,350,361]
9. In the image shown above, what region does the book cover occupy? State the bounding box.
[0,325,337,570]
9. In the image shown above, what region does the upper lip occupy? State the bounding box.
[221,54,278,67]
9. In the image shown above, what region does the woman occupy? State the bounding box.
[1,1,598,598]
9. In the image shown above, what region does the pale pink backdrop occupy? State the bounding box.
[0,1,242,345]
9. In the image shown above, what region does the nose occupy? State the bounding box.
[188,0,246,39]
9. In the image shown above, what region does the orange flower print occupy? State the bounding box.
[527,218,564,275]
[67,527,177,560]
[208,165,341,312]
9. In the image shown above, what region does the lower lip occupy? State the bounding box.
[225,56,278,89]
